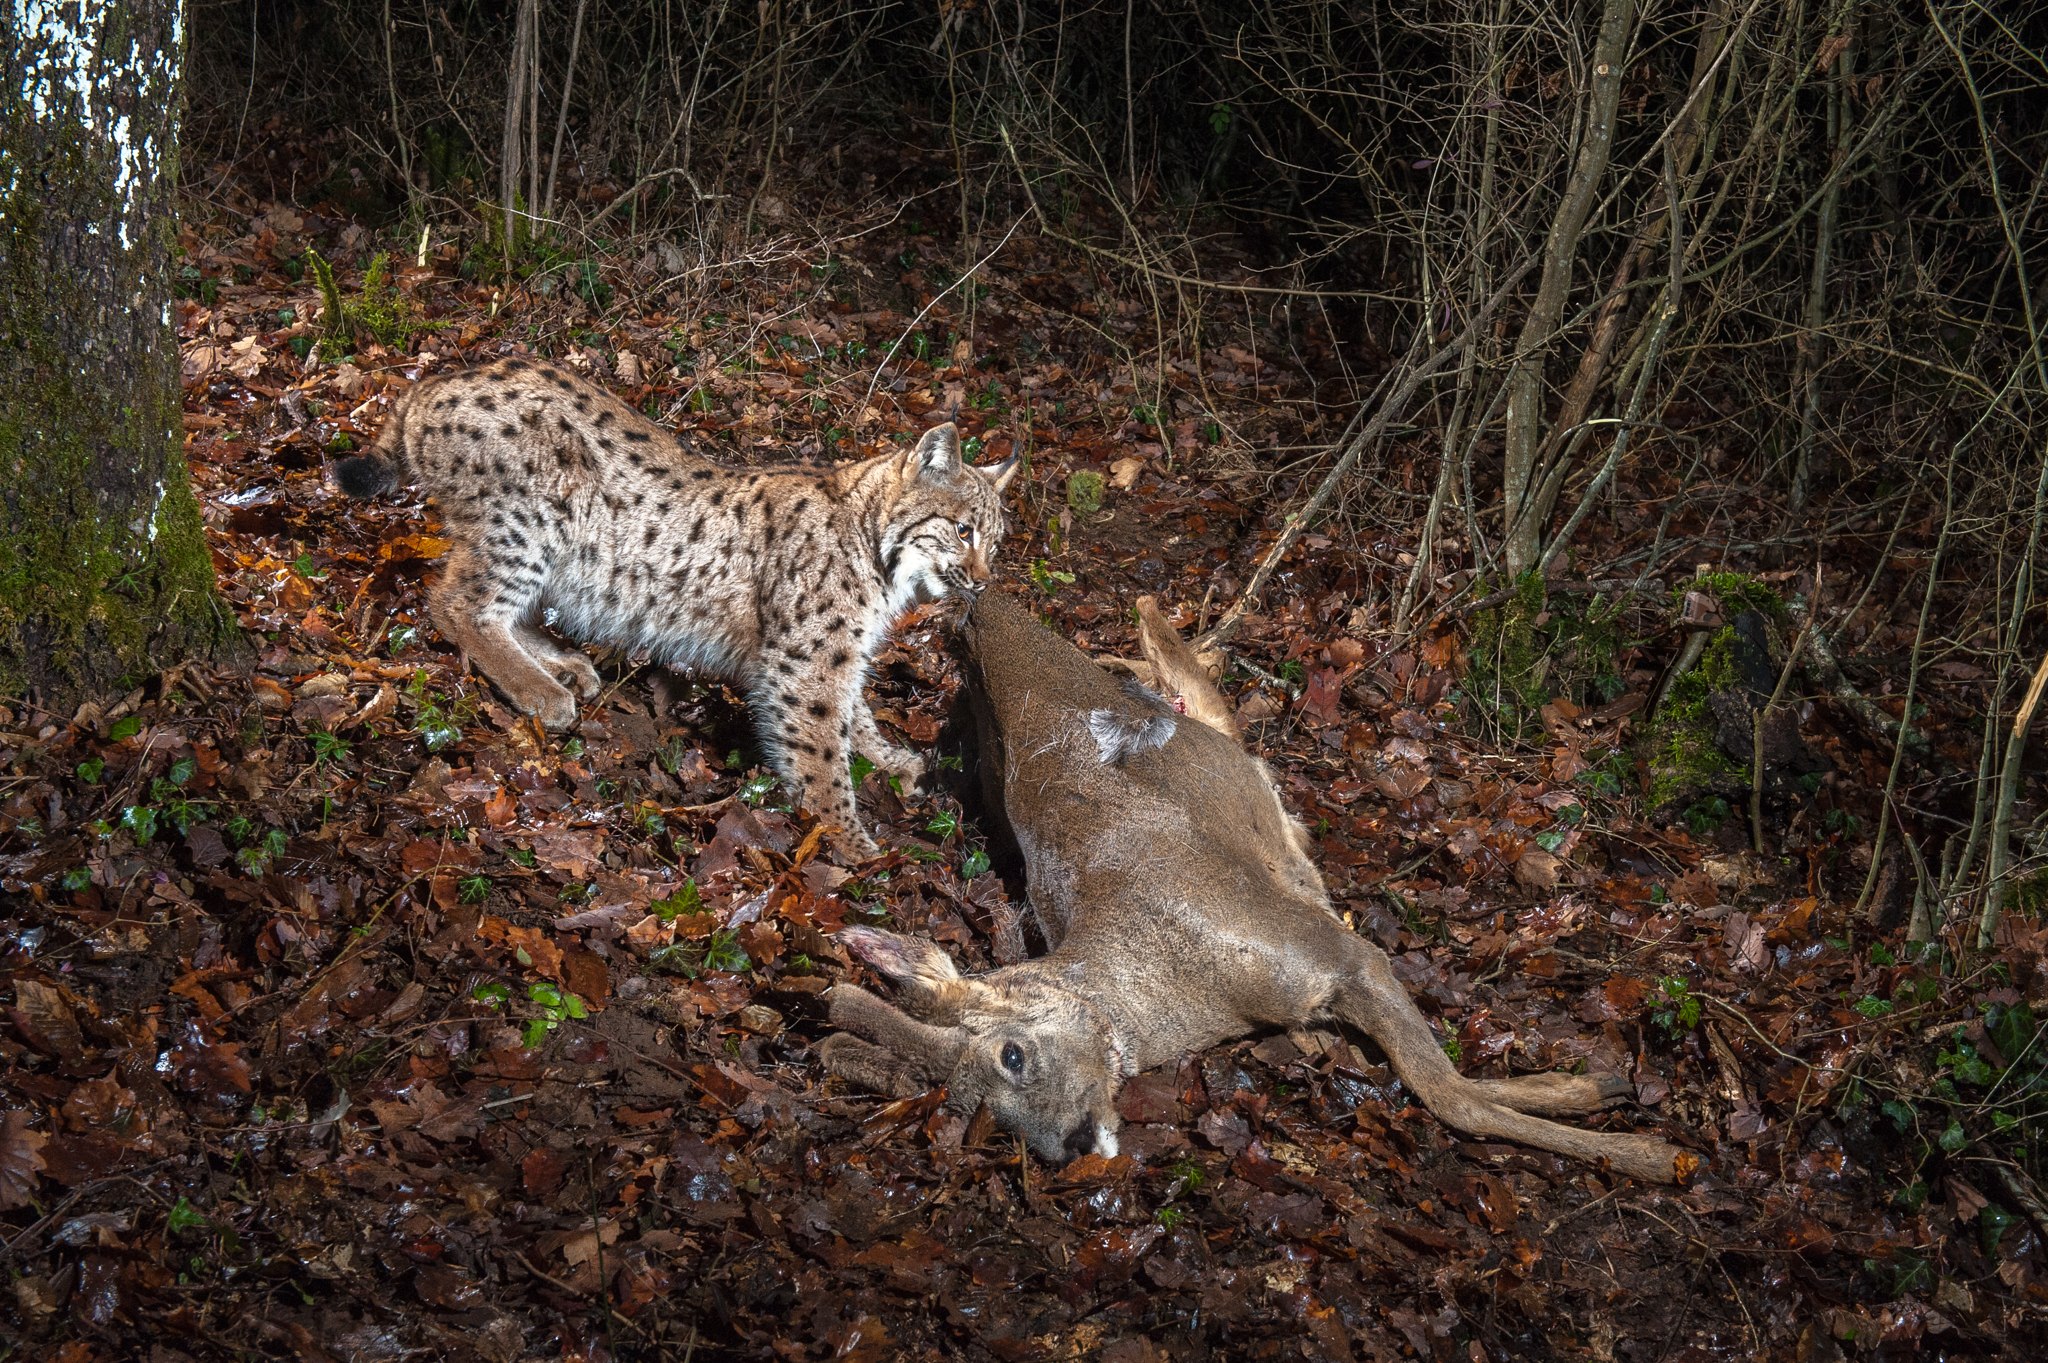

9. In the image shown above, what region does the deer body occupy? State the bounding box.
[820,591,1686,1183]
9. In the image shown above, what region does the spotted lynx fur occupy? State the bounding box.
[334,355,1017,858]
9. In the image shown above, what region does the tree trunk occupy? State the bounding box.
[1499,0,1636,577]
[2,0,225,710]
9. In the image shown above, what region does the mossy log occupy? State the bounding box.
[2,1,228,708]
[1640,576,1822,816]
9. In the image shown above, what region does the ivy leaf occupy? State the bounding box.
[1980,1203,2018,1256]
[166,1197,210,1234]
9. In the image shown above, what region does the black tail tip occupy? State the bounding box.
[333,454,394,498]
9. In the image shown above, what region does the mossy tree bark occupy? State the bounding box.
[2,0,226,712]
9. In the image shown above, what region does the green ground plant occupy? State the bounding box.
[308,249,423,359]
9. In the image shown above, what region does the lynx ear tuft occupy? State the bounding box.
[903,422,961,479]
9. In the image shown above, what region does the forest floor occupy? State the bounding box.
[3,135,2046,1362]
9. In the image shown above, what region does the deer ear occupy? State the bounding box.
[1135,596,1238,738]
[825,982,969,1079]
[901,422,961,480]
[837,926,971,1022]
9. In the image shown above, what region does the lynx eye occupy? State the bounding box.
[956,521,974,542]
[1000,1042,1025,1074]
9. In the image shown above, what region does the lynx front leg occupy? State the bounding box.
[849,700,927,793]
[515,625,602,701]
[431,546,578,729]
[750,648,876,861]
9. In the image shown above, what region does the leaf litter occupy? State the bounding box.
[1,148,2044,1362]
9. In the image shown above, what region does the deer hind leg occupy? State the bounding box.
[430,546,578,729]
[1335,940,1685,1183]
[1472,1071,1634,1117]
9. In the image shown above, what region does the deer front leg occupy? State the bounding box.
[816,1033,934,1098]
[820,982,968,1095]
[749,648,876,861]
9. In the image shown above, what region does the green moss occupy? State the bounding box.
[1680,571,1786,622]
[1645,625,1743,806]
[1467,572,1547,735]
[309,249,422,359]
[1640,574,1785,809]
[0,73,229,704]
[1466,572,1627,741]
[2012,867,2048,918]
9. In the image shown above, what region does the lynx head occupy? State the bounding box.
[879,423,1019,601]
[819,926,1123,1163]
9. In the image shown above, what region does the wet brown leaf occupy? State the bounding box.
[0,1110,49,1210]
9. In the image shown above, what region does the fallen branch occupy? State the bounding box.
[1787,601,1913,751]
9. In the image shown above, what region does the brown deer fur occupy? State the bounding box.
[818,591,1687,1181]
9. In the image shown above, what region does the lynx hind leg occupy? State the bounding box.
[431,546,578,729]
[750,650,876,861]
[516,625,602,701]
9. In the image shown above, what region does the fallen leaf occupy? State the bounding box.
[1513,850,1560,891]
[0,1111,48,1210]
[380,533,452,562]
[1300,667,1345,725]
[11,978,86,1064]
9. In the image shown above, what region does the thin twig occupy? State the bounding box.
[542,0,591,219]
[1197,258,1537,649]
[1752,570,1819,854]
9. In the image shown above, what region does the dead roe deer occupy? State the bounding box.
[817,590,1687,1182]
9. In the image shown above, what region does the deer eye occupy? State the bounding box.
[1000,1042,1025,1074]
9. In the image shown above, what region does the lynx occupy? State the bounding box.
[334,355,1018,858]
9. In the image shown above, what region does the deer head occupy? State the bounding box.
[818,926,1122,1161]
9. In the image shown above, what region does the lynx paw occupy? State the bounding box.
[871,745,928,794]
[831,827,882,863]
[556,653,601,701]
[523,690,580,731]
